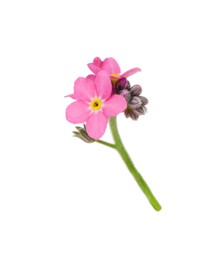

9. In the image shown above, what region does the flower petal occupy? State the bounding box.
[120,67,141,78]
[87,74,96,81]
[73,77,96,101]
[101,57,121,75]
[103,94,127,117]
[66,100,91,124]
[86,112,108,139]
[87,63,102,74]
[87,57,103,74]
[93,57,103,67]
[95,71,112,100]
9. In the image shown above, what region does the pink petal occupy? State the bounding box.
[87,74,96,81]
[95,71,112,100]
[103,94,127,117]
[66,100,91,124]
[101,57,121,75]
[87,63,102,74]
[87,57,103,74]
[86,112,108,139]
[93,57,103,67]
[73,77,96,102]
[120,67,141,78]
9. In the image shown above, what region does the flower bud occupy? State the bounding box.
[73,125,95,143]
[124,106,140,120]
[114,78,131,93]
[136,106,147,115]
[119,89,131,103]
[139,96,148,106]
[129,96,142,109]
[130,84,142,96]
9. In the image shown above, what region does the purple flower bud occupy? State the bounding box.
[130,84,142,96]
[119,89,132,103]
[124,106,140,120]
[139,96,148,106]
[129,96,142,109]
[115,78,131,93]
[136,106,147,115]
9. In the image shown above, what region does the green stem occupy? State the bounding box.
[96,140,116,149]
[109,117,161,211]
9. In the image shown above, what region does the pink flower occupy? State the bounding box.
[66,71,127,139]
[87,57,141,81]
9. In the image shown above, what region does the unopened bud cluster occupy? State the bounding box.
[114,78,148,120]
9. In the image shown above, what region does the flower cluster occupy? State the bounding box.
[66,57,148,139]
[65,57,161,211]
[114,78,148,120]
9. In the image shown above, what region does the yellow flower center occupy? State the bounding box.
[110,73,120,78]
[90,98,103,111]
[110,73,120,85]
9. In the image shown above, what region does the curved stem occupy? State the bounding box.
[96,140,116,149]
[109,117,161,211]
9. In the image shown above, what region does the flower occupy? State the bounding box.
[66,71,127,139]
[87,57,141,81]
[65,58,162,211]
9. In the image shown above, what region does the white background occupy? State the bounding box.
[0,0,224,259]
